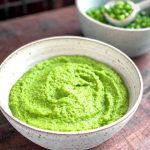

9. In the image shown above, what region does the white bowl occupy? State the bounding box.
[0,36,143,150]
[76,0,150,57]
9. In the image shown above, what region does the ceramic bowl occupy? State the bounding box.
[76,0,150,57]
[0,36,143,150]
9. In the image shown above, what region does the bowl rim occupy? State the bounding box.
[0,36,143,135]
[76,0,150,32]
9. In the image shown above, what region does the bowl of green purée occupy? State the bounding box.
[76,0,150,57]
[0,36,143,150]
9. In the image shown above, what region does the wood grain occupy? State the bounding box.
[0,6,149,150]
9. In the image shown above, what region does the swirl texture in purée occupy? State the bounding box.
[9,56,129,131]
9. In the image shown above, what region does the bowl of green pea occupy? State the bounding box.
[76,0,150,57]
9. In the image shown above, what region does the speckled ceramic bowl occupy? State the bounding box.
[0,36,143,150]
[76,0,150,57]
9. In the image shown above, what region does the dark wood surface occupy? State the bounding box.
[0,6,150,150]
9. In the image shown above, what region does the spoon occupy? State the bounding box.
[104,0,150,27]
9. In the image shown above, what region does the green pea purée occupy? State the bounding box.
[9,56,129,131]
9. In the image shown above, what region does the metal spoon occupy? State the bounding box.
[104,0,150,27]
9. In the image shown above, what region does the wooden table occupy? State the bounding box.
[0,6,150,150]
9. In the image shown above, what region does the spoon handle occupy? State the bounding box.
[137,0,150,10]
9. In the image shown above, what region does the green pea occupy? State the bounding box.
[110,13,116,19]
[117,15,126,20]
[124,4,132,10]
[124,12,130,17]
[140,11,147,16]
[86,0,150,29]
